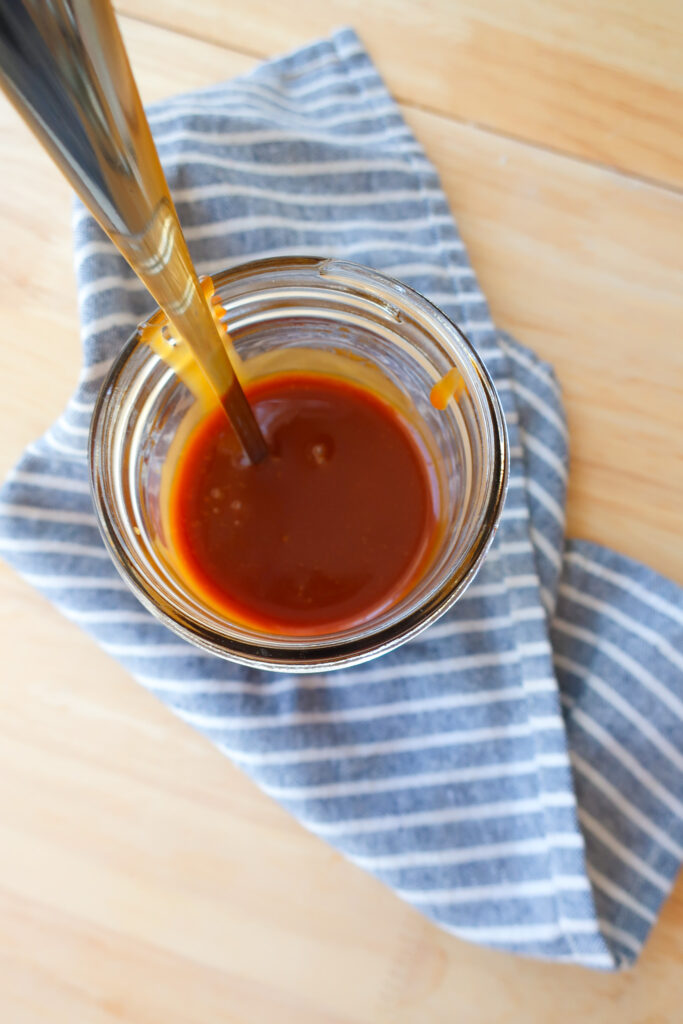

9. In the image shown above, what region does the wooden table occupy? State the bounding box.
[1,3,682,1020]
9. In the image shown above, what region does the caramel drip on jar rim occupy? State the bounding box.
[139,274,241,408]
[430,367,465,410]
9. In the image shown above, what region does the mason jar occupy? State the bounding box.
[89,256,508,671]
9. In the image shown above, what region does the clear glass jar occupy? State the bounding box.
[89,257,508,671]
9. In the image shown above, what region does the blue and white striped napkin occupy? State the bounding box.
[1,29,681,970]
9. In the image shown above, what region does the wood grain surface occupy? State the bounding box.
[1,5,682,1022]
[115,0,683,189]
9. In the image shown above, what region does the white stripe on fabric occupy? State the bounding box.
[554,618,683,721]
[353,830,583,870]
[541,580,556,611]
[470,576,538,597]
[272,51,347,78]
[285,235,464,259]
[597,919,642,955]
[0,539,108,559]
[0,505,97,527]
[556,653,683,779]
[225,721,550,767]
[188,51,364,100]
[182,213,456,241]
[133,646,528,681]
[155,66,378,112]
[558,584,683,673]
[170,182,444,207]
[587,865,656,924]
[79,358,114,383]
[147,85,393,125]
[495,540,537,558]
[154,124,417,151]
[518,429,568,482]
[158,152,430,179]
[501,342,562,399]
[68,397,96,413]
[423,291,487,307]
[149,85,395,118]
[558,952,615,967]
[507,476,526,491]
[400,875,590,906]
[310,792,574,837]
[58,420,90,437]
[565,551,683,628]
[512,380,568,439]
[177,684,525,731]
[73,240,119,267]
[571,753,683,859]
[530,526,562,571]
[149,99,398,133]
[504,574,539,590]
[459,320,495,334]
[384,262,476,281]
[529,716,566,733]
[527,477,565,529]
[519,644,554,661]
[262,753,568,801]
[254,65,379,101]
[425,613,522,641]
[80,311,138,341]
[578,809,669,892]
[155,66,376,113]
[257,67,387,102]
[45,433,87,457]
[23,573,127,590]
[511,605,548,622]
[5,471,90,494]
[522,678,558,694]
[443,918,600,945]
[69,608,153,624]
[77,274,143,303]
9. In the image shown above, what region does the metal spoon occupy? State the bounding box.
[0,0,268,463]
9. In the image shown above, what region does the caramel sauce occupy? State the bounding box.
[430,367,465,410]
[168,372,440,635]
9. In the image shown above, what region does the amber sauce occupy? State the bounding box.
[169,372,440,635]
[430,367,465,410]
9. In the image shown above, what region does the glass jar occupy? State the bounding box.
[89,256,508,671]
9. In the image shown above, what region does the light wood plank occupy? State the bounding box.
[114,0,683,189]
[0,15,681,1024]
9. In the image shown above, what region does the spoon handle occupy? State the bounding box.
[0,0,268,463]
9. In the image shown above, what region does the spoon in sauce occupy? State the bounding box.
[0,0,268,464]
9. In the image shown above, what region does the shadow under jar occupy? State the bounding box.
[89,256,508,671]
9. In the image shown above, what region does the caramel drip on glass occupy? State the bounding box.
[430,368,465,410]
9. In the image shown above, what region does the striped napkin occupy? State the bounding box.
[1,28,681,970]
